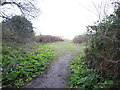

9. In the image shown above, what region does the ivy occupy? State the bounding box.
[2,45,54,88]
[69,51,113,89]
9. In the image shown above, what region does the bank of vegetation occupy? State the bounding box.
[70,2,120,88]
[0,0,64,88]
[1,15,63,88]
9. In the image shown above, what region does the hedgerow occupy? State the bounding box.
[70,4,120,88]
[2,45,54,88]
[85,3,120,83]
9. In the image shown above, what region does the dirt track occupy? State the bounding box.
[23,41,84,88]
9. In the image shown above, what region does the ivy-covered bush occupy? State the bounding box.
[85,3,120,86]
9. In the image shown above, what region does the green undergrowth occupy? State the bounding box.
[2,44,54,88]
[69,50,114,89]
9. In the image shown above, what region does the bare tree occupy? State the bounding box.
[90,0,115,23]
[0,0,40,20]
[91,0,120,22]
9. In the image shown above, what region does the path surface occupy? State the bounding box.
[23,41,84,88]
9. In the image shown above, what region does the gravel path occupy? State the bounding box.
[22,41,84,88]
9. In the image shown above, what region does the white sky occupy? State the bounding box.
[32,0,114,39]
[0,0,114,39]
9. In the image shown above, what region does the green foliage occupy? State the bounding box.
[2,15,34,43]
[2,45,54,88]
[73,34,89,44]
[84,4,120,87]
[8,15,33,33]
[35,35,64,43]
[69,51,114,88]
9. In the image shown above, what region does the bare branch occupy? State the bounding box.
[0,1,40,19]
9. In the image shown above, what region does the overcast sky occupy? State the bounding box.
[32,0,114,39]
[0,0,114,39]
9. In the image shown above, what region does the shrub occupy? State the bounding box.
[2,15,35,43]
[73,34,89,44]
[35,35,64,43]
[84,3,120,86]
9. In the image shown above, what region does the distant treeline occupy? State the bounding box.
[72,34,89,44]
[35,35,63,43]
